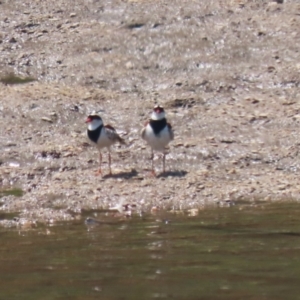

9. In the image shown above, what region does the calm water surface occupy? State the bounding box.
[1,202,300,299]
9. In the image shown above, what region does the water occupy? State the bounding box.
[1,202,300,299]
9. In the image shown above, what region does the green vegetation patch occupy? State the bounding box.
[0,188,24,198]
[0,73,36,85]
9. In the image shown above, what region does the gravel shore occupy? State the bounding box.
[1,0,300,226]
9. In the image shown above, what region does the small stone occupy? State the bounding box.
[187,208,199,216]
[245,97,260,104]
[41,117,53,123]
[196,185,205,191]
[8,162,20,168]
[173,142,184,147]
[258,113,268,118]
[267,2,278,7]
[70,132,78,138]
[267,66,275,73]
[220,138,236,144]
[83,93,92,100]
[151,206,160,213]
[69,23,79,29]
[196,169,209,176]
[264,195,271,201]
[125,61,134,69]
[70,13,77,18]
[5,142,17,147]
[227,169,236,174]
[184,142,197,148]
[52,173,62,180]
[9,37,17,43]
[17,52,27,60]
[278,184,287,191]
[62,152,74,158]
[281,99,295,106]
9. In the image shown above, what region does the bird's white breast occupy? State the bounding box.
[144,124,172,151]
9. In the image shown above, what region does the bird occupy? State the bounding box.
[141,105,174,175]
[86,111,125,175]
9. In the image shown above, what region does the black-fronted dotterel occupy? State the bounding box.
[86,111,125,175]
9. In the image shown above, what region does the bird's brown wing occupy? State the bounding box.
[105,125,126,144]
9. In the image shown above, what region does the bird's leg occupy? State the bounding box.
[108,151,112,175]
[95,152,102,176]
[162,152,166,174]
[151,148,156,176]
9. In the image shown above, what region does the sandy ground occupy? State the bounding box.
[1,0,300,226]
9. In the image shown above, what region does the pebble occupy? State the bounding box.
[8,162,20,168]
[227,169,236,174]
[184,142,197,148]
[187,208,199,216]
[41,117,53,123]
[220,138,236,144]
[5,142,17,147]
[125,61,134,69]
[9,37,17,43]
[69,23,80,29]
[173,142,184,148]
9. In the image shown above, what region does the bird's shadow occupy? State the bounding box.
[103,169,138,179]
[156,170,188,178]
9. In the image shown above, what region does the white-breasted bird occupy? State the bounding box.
[86,111,125,175]
[141,105,174,175]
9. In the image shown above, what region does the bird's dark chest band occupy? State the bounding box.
[87,125,103,143]
[150,119,167,135]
